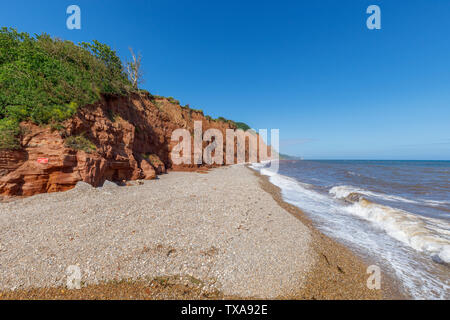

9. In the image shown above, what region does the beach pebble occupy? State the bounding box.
[0,165,314,298]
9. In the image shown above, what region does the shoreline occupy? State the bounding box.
[252,166,408,300]
[0,165,406,300]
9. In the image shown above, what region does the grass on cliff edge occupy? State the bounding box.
[0,27,252,150]
[0,27,132,149]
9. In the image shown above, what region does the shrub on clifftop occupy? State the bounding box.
[234,122,251,131]
[0,27,132,149]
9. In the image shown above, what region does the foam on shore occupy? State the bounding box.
[250,162,450,299]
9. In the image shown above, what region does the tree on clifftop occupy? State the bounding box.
[126,47,143,89]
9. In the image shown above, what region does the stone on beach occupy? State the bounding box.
[0,165,314,298]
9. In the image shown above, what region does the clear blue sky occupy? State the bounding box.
[2,0,449,160]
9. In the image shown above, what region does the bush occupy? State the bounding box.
[0,118,21,149]
[167,97,180,105]
[138,89,150,96]
[190,108,203,115]
[142,153,164,168]
[65,134,96,153]
[148,154,164,167]
[149,94,163,101]
[0,28,132,149]
[235,121,251,131]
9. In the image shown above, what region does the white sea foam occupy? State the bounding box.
[250,163,450,298]
[330,185,449,207]
[425,199,450,206]
[330,185,420,204]
[344,200,450,264]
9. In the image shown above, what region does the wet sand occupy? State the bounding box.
[254,168,407,300]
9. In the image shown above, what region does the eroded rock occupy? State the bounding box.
[0,92,270,197]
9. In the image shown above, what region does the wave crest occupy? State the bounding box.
[330,185,449,207]
[333,189,450,264]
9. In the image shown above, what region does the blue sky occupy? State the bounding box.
[1,0,449,159]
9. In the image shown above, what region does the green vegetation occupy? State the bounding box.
[147,94,248,130]
[279,153,303,160]
[106,109,121,123]
[187,275,203,286]
[137,89,150,96]
[153,276,170,287]
[142,153,164,168]
[234,121,251,131]
[149,94,164,101]
[190,108,203,115]
[0,27,132,149]
[65,134,96,153]
[166,97,180,105]
[142,153,163,165]
[0,27,252,150]
[214,117,250,131]
[0,118,21,149]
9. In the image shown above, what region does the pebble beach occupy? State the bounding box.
[0,165,384,299]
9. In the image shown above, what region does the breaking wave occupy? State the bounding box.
[330,185,449,207]
[329,187,450,264]
[250,162,450,299]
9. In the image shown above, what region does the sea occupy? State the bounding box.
[250,160,449,299]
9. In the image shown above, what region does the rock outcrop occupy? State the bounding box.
[0,93,270,197]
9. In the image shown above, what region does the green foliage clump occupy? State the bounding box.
[213,117,250,131]
[0,118,21,149]
[190,108,203,115]
[0,27,132,149]
[148,154,163,166]
[149,94,164,101]
[65,134,96,153]
[234,121,251,131]
[138,89,150,96]
[106,109,121,123]
[142,153,163,168]
[167,97,180,105]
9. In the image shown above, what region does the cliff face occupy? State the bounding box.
[0,93,267,197]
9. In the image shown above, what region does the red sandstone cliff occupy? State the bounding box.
[0,93,270,197]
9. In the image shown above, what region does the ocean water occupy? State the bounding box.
[250,160,450,299]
